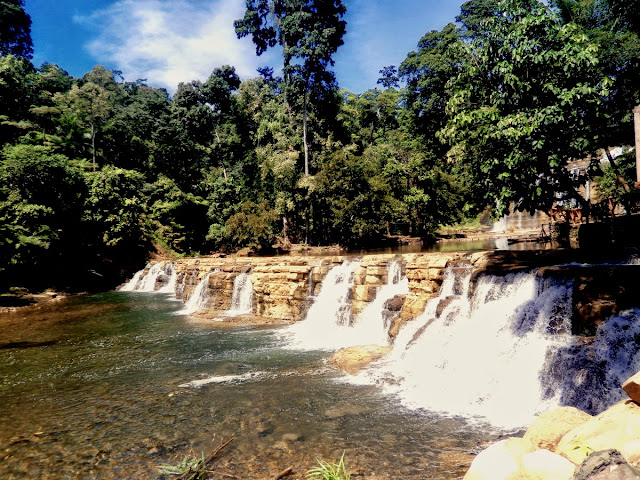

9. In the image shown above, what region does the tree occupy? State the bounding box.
[0,0,32,59]
[235,0,346,175]
[54,81,112,170]
[442,0,611,217]
[377,65,400,89]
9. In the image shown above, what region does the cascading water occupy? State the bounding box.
[118,267,147,291]
[354,266,577,429]
[282,260,361,350]
[283,259,409,350]
[119,262,176,293]
[156,263,177,295]
[221,273,254,317]
[347,259,409,346]
[178,272,213,315]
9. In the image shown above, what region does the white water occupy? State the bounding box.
[221,273,254,317]
[178,272,213,315]
[119,262,176,293]
[282,260,360,350]
[350,267,576,429]
[283,259,409,350]
[118,268,146,291]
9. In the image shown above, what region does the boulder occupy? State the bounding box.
[328,345,391,375]
[524,407,593,451]
[573,449,640,480]
[521,449,575,480]
[464,437,534,480]
[557,400,640,467]
[622,372,640,404]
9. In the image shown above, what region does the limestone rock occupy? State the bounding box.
[557,400,640,467]
[521,449,575,480]
[328,345,392,375]
[574,449,640,480]
[464,437,534,480]
[622,372,640,404]
[524,406,593,451]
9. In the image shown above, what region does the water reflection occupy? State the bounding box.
[0,293,501,479]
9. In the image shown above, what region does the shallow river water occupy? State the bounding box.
[0,291,502,479]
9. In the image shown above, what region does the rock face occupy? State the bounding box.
[170,253,466,328]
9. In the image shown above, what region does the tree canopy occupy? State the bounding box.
[2,0,640,291]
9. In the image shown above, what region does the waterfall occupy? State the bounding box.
[221,273,254,316]
[157,263,177,295]
[119,267,146,291]
[178,272,213,315]
[119,262,176,293]
[347,259,409,346]
[354,266,577,429]
[283,259,408,350]
[283,260,361,350]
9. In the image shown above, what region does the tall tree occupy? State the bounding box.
[235,0,346,175]
[0,0,32,59]
[442,0,610,217]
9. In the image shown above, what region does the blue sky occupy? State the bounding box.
[26,0,463,94]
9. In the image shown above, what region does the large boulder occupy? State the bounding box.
[521,449,576,480]
[557,400,640,467]
[524,407,593,451]
[464,438,534,480]
[573,449,640,480]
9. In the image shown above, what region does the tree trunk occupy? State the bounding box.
[605,148,631,194]
[303,90,310,176]
[215,126,228,181]
[91,123,96,171]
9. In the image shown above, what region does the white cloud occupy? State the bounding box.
[75,0,265,92]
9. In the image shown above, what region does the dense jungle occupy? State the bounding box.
[2,0,640,292]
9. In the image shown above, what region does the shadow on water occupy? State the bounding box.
[0,292,501,479]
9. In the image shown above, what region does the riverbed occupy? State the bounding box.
[0,291,501,479]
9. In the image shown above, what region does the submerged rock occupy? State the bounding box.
[328,345,391,375]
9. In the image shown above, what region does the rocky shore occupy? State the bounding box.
[464,371,640,479]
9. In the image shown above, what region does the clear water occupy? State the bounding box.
[0,292,499,479]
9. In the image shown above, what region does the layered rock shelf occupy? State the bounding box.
[136,250,639,339]
[146,253,470,327]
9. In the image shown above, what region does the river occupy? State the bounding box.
[0,290,501,479]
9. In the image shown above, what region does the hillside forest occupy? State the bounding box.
[1,0,640,291]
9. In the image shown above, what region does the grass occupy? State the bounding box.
[307,452,351,480]
[158,453,208,480]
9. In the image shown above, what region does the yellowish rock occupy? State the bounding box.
[556,400,640,466]
[520,449,575,480]
[524,406,592,451]
[464,437,534,480]
[328,345,392,375]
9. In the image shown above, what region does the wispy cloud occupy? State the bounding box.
[75,0,264,91]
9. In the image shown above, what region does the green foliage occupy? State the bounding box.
[442,0,610,217]
[2,0,640,292]
[0,0,32,59]
[158,453,208,480]
[307,452,350,480]
[210,200,279,251]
